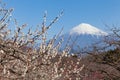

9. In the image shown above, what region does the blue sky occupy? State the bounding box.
[3,0,120,38]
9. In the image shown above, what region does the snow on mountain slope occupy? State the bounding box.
[55,23,108,53]
[70,23,108,36]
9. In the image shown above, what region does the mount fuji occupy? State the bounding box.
[55,23,108,52]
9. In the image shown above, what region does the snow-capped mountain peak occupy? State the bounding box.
[54,23,109,53]
[70,23,108,36]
